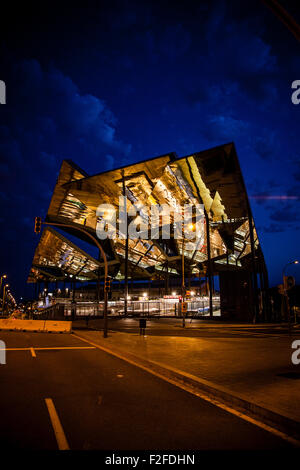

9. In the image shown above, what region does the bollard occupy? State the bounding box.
[139,318,146,336]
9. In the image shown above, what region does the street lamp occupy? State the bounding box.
[0,274,7,294]
[2,284,9,313]
[39,219,109,338]
[282,259,299,279]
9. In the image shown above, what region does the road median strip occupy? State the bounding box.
[73,331,300,446]
[0,319,72,333]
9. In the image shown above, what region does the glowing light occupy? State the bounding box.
[250,195,299,200]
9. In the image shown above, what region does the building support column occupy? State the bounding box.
[248,214,259,323]
[205,210,213,318]
[122,170,129,316]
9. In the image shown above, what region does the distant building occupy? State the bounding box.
[28,143,268,321]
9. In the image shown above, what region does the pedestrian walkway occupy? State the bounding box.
[73,322,300,431]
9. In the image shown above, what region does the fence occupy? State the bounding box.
[63,297,220,317]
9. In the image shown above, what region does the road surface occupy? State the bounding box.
[0,331,293,450]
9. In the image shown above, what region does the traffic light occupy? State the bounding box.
[104,277,111,292]
[34,217,42,234]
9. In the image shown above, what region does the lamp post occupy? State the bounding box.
[181,235,185,327]
[0,274,7,295]
[282,260,299,279]
[41,221,109,338]
[2,284,9,314]
[282,260,299,328]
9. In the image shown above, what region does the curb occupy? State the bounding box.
[73,332,300,443]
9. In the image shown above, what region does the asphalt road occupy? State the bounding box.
[73,317,300,338]
[0,331,294,450]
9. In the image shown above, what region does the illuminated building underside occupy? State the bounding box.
[28,143,267,303]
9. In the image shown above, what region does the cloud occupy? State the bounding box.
[159,24,191,59]
[269,204,300,223]
[263,223,284,233]
[202,115,249,141]
[2,59,131,176]
[189,4,278,101]
[250,132,276,160]
[0,59,132,288]
[293,161,300,182]
[105,154,115,170]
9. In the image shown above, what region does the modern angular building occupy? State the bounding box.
[28,143,269,321]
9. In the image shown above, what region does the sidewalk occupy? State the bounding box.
[73,321,300,437]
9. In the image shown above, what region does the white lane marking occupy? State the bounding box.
[45,398,70,450]
[73,333,300,448]
[30,347,36,358]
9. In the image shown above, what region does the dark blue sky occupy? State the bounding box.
[1,0,300,299]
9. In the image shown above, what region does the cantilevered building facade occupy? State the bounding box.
[28,143,269,321]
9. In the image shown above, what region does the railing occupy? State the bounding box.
[63,297,220,317]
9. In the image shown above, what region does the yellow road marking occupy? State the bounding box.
[73,333,300,448]
[30,347,36,358]
[45,398,70,450]
[0,346,96,351]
